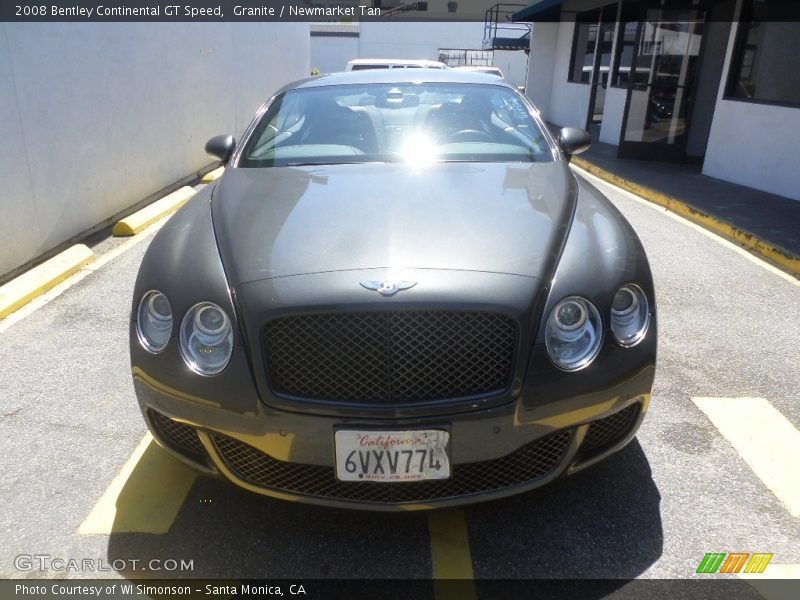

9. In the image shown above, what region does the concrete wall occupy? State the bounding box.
[0,22,309,278]
[703,20,800,201]
[360,22,486,64]
[310,33,359,75]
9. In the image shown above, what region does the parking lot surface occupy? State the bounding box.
[0,168,798,591]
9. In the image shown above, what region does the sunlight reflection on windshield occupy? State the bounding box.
[398,133,439,165]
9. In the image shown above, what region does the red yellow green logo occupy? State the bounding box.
[696,552,773,574]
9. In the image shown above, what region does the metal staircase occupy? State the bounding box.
[483,3,532,51]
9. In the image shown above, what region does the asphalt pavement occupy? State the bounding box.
[0,168,798,594]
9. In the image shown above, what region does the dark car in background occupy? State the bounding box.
[129,70,656,510]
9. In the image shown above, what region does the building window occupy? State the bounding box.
[726,0,800,106]
[568,17,599,84]
[438,49,494,67]
[612,22,639,87]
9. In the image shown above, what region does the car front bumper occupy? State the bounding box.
[133,364,653,511]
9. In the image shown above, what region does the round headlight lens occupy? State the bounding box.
[610,284,650,347]
[545,296,602,371]
[136,290,172,353]
[179,302,233,376]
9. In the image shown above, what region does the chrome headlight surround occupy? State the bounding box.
[610,283,650,347]
[179,301,234,376]
[136,290,173,353]
[545,296,603,371]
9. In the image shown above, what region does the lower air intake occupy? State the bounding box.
[149,410,206,458]
[577,403,640,462]
[211,430,571,504]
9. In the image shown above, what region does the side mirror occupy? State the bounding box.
[557,127,591,159]
[205,134,236,163]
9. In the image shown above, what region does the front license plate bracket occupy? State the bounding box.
[333,429,451,482]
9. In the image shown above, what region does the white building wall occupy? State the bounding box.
[598,87,627,145]
[525,22,559,116]
[547,22,591,128]
[492,50,529,90]
[0,22,309,278]
[310,34,359,74]
[702,21,800,201]
[359,22,485,62]
[703,101,800,201]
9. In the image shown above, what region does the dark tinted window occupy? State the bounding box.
[350,65,390,71]
[726,0,800,105]
[568,20,598,83]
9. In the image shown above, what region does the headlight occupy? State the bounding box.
[136,290,172,353]
[545,296,603,371]
[610,283,650,347]
[179,302,234,376]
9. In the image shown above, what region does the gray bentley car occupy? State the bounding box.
[130,70,656,510]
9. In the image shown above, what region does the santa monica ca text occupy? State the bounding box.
[16,583,306,596]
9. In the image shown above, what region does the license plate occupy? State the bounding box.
[334,429,450,482]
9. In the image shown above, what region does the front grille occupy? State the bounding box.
[263,311,517,405]
[211,430,571,504]
[577,404,640,461]
[149,410,206,457]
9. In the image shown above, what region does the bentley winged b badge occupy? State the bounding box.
[360,280,417,297]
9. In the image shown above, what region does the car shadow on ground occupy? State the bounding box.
[465,439,663,579]
[105,438,662,586]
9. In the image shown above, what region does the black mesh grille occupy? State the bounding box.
[578,404,640,460]
[211,430,571,504]
[149,410,206,457]
[263,311,517,405]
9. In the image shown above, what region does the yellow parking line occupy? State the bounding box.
[693,397,800,518]
[739,564,800,600]
[428,509,476,599]
[78,433,197,534]
[738,563,800,579]
[0,244,95,319]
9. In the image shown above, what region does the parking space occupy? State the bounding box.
[0,169,798,591]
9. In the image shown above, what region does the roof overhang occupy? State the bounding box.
[512,0,564,22]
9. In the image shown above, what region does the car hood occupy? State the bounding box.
[211,161,575,286]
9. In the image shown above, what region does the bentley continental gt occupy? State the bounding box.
[130,70,656,510]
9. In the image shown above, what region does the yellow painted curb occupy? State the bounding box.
[572,157,800,278]
[0,244,95,319]
[201,166,224,183]
[112,185,196,237]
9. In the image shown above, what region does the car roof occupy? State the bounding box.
[454,65,503,73]
[288,68,517,91]
[347,58,447,68]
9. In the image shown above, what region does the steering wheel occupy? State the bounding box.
[447,129,494,143]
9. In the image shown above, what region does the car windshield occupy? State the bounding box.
[238,83,554,167]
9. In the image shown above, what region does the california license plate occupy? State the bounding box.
[334,429,450,482]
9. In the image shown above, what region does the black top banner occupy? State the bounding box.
[6,0,799,23]
[3,0,502,22]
